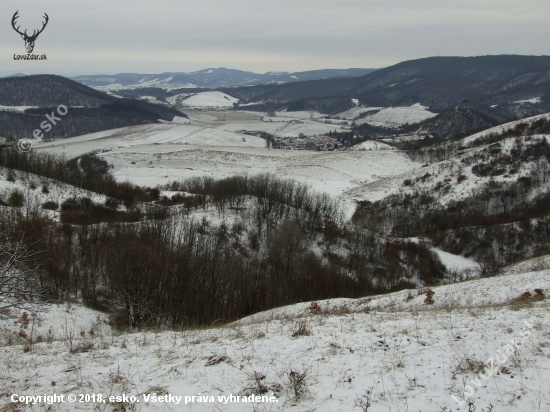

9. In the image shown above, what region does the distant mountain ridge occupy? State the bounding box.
[221,55,550,115]
[70,68,377,89]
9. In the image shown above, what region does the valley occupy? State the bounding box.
[33,110,419,218]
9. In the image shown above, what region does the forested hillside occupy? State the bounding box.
[223,56,550,117]
[0,75,184,140]
[0,75,113,107]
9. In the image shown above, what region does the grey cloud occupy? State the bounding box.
[1,0,548,76]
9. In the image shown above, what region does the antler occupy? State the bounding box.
[11,11,27,37]
[29,13,49,39]
[11,11,49,40]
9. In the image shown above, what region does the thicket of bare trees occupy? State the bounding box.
[0,149,159,207]
[0,173,447,329]
[0,147,450,328]
[0,208,335,328]
[167,174,343,236]
[0,234,44,318]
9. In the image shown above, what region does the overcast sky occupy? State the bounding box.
[1,0,549,76]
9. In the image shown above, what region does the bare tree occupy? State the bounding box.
[0,236,44,318]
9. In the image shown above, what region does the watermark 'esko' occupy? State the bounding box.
[16,105,69,152]
[33,105,68,139]
[11,11,49,58]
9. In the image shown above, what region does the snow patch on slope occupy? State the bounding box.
[180,92,238,108]
[356,104,437,128]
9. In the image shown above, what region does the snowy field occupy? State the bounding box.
[33,112,415,218]
[335,104,436,128]
[1,268,549,411]
[269,110,326,120]
[179,92,239,108]
[354,104,437,128]
[349,140,396,151]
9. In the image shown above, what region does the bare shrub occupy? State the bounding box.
[308,301,322,315]
[8,189,25,207]
[292,321,311,337]
[71,340,94,353]
[109,310,131,331]
[510,289,546,310]
[246,372,268,394]
[452,357,486,377]
[424,289,435,305]
[241,371,282,396]
[41,201,59,210]
[355,389,373,411]
[287,369,308,400]
[204,354,231,366]
[479,255,502,278]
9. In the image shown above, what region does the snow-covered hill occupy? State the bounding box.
[0,168,108,222]
[355,104,437,128]
[345,113,550,204]
[179,92,239,109]
[1,268,548,411]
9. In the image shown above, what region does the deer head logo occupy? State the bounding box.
[11,11,49,54]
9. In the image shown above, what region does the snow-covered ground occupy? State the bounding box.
[0,105,37,112]
[137,96,169,106]
[100,147,417,219]
[503,254,550,276]
[1,268,548,411]
[235,269,549,324]
[34,122,267,157]
[0,303,110,347]
[0,168,108,222]
[513,97,542,105]
[179,92,239,108]
[3,112,550,411]
[335,104,436,128]
[349,140,396,151]
[432,248,481,273]
[337,106,384,120]
[462,112,550,146]
[219,117,348,138]
[354,104,437,128]
[271,110,326,120]
[166,93,195,106]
